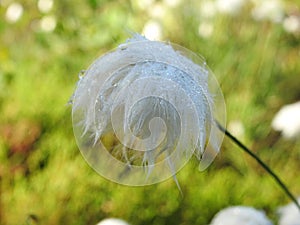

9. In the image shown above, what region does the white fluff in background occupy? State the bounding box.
[215,0,246,15]
[210,206,273,225]
[277,198,300,225]
[271,101,300,139]
[96,218,130,225]
[251,0,284,23]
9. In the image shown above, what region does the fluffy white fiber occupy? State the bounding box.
[210,206,274,225]
[277,198,300,225]
[71,34,225,185]
[96,218,130,225]
[272,101,300,139]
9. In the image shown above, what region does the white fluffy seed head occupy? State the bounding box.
[277,198,300,225]
[96,218,130,225]
[210,206,274,225]
[271,101,300,139]
[71,34,226,186]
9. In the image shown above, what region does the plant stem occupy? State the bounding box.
[216,121,300,211]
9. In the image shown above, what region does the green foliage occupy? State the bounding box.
[0,0,300,224]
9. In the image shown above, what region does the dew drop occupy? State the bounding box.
[78,70,86,80]
[67,96,74,105]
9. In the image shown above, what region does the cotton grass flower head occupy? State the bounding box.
[200,1,217,19]
[228,120,245,138]
[71,34,226,186]
[277,197,300,225]
[37,0,53,13]
[251,0,284,23]
[198,21,214,39]
[96,218,130,225]
[5,2,23,23]
[283,15,300,34]
[39,15,56,32]
[271,101,300,139]
[215,0,246,16]
[142,20,163,40]
[210,206,273,225]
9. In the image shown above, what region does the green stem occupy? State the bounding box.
[216,121,300,211]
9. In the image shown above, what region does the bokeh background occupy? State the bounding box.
[0,0,300,224]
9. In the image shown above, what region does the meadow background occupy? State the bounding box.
[0,0,300,224]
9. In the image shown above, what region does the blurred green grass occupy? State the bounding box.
[1,0,300,224]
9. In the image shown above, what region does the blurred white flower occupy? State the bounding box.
[136,0,154,10]
[228,120,245,138]
[40,15,56,32]
[163,0,181,8]
[142,20,162,40]
[198,21,214,38]
[283,15,300,34]
[277,198,300,225]
[96,218,130,225]
[210,206,273,225]
[38,0,53,13]
[5,2,23,23]
[147,3,167,19]
[200,1,217,19]
[215,0,246,16]
[271,101,300,139]
[251,0,284,23]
